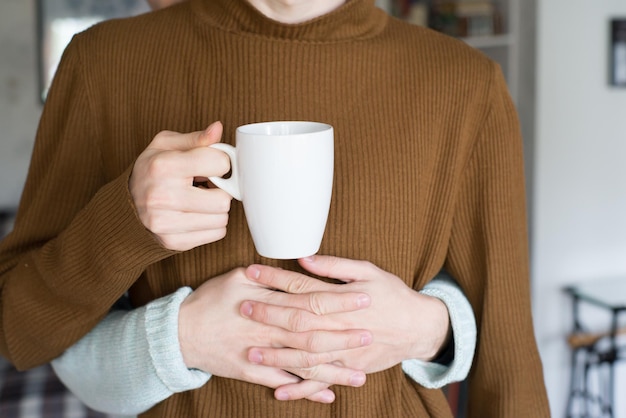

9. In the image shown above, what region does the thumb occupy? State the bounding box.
[195,121,224,147]
[150,121,224,151]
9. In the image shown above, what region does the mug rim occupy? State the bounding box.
[237,121,332,136]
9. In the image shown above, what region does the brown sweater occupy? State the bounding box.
[0,0,549,416]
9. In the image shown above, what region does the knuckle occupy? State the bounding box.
[349,358,368,370]
[303,332,322,353]
[229,267,248,283]
[147,153,175,178]
[301,354,318,369]
[217,213,230,227]
[143,212,165,233]
[256,324,273,346]
[144,186,173,210]
[360,259,376,271]
[233,267,248,277]
[308,293,325,315]
[211,149,231,176]
[159,235,182,251]
[287,311,310,332]
[253,303,272,324]
[294,365,317,379]
[239,368,259,385]
[154,129,174,141]
[218,153,231,175]
[285,277,313,295]
[216,193,232,213]
[213,227,228,241]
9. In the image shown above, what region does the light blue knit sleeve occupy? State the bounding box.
[51,287,211,415]
[401,272,477,388]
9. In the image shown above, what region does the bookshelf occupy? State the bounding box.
[377,0,521,102]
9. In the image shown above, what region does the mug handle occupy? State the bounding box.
[208,143,242,201]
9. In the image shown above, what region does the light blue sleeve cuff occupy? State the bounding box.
[401,273,477,389]
[51,287,210,415]
[145,287,212,392]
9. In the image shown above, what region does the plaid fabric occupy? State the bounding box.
[0,357,133,418]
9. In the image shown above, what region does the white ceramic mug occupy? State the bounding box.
[209,121,334,259]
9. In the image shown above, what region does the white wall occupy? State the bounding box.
[0,0,41,209]
[534,0,626,416]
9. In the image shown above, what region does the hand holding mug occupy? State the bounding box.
[129,122,233,251]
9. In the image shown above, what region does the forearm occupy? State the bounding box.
[51,287,210,415]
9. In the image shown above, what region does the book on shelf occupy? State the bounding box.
[391,0,503,38]
[429,1,502,38]
[407,2,429,27]
[454,1,494,16]
[391,0,429,26]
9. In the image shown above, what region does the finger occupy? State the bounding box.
[179,145,231,179]
[247,329,371,358]
[146,187,232,215]
[305,388,336,404]
[236,364,338,403]
[299,255,379,283]
[285,364,367,387]
[149,121,223,151]
[260,290,370,315]
[241,301,361,333]
[283,363,366,388]
[146,211,229,234]
[146,145,231,183]
[238,365,302,389]
[240,366,336,404]
[157,228,228,251]
[274,380,335,403]
[245,264,338,294]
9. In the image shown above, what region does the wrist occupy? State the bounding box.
[145,287,211,392]
[407,293,451,361]
[178,291,199,370]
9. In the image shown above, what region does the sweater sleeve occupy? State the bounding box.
[402,272,476,388]
[51,287,210,415]
[0,35,175,369]
[444,63,549,417]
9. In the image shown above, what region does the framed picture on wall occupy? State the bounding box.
[36,0,150,102]
[610,19,626,87]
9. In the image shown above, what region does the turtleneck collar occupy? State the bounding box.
[190,0,387,42]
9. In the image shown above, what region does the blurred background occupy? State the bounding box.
[1,0,626,417]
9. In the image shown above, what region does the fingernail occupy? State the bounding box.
[275,390,290,401]
[357,294,371,308]
[241,301,253,317]
[246,266,260,280]
[361,333,372,346]
[301,256,315,263]
[248,349,263,364]
[320,390,335,403]
[350,373,366,387]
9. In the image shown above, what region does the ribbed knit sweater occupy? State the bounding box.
[0,0,549,416]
